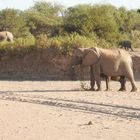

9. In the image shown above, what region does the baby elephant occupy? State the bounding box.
[0,31,14,42]
[118,40,133,51]
[101,74,126,91]
[90,69,126,91]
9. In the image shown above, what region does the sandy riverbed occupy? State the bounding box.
[0,80,140,140]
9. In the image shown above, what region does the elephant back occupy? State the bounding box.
[101,48,130,58]
[100,48,122,60]
[118,49,132,61]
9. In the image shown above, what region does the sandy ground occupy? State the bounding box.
[0,80,140,140]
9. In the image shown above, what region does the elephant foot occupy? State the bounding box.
[88,88,96,91]
[118,88,126,91]
[131,87,138,92]
[96,88,102,91]
[84,88,95,91]
[105,88,112,91]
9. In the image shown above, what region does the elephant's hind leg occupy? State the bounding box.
[118,76,126,91]
[131,84,138,92]
[95,78,102,91]
[94,74,102,91]
[127,75,138,92]
[90,66,96,91]
[105,76,111,91]
[93,65,102,91]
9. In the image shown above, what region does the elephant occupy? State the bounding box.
[70,47,137,92]
[70,48,123,91]
[0,31,14,42]
[118,40,133,51]
[71,61,126,91]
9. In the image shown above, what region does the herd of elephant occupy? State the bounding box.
[0,31,134,51]
[0,30,134,51]
[0,31,137,92]
[70,47,138,92]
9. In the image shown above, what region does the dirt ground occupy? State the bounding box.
[0,80,140,140]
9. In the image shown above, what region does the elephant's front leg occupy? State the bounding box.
[95,76,102,91]
[90,66,95,91]
[94,65,102,91]
[105,76,111,91]
[118,76,126,91]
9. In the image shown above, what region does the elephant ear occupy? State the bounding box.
[82,48,100,66]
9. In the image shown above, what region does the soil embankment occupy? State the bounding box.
[0,81,140,140]
[0,48,139,80]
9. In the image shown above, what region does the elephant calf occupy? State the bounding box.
[90,67,126,91]
[0,31,14,42]
[100,74,126,91]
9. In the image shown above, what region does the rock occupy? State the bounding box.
[87,121,93,125]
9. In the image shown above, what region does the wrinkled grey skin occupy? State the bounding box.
[70,47,137,92]
[118,40,133,51]
[0,31,14,42]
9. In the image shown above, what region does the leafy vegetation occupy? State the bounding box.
[0,1,140,54]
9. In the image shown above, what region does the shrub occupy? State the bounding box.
[45,33,98,54]
[35,34,48,48]
[0,34,36,53]
[0,33,118,55]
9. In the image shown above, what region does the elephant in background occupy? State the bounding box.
[70,47,137,92]
[0,31,14,42]
[118,40,133,51]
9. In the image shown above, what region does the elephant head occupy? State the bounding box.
[81,48,100,66]
[70,47,100,68]
[70,47,101,87]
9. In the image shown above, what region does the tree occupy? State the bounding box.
[63,4,92,35]
[24,1,64,37]
[0,8,29,37]
[63,4,119,42]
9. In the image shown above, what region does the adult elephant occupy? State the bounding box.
[70,48,123,91]
[70,47,137,92]
[0,31,14,42]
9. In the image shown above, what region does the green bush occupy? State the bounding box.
[0,32,122,55]
[0,34,36,52]
[0,41,14,51]
[130,30,140,48]
[35,34,48,48]
[34,32,113,54]
[44,33,98,54]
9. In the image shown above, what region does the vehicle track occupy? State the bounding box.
[1,92,140,120]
